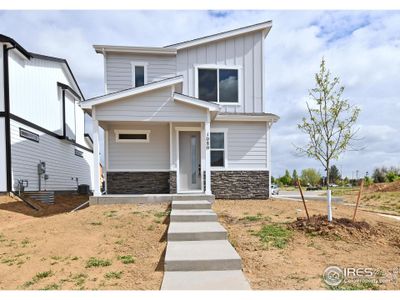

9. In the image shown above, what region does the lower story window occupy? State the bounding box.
[210,132,225,167]
[115,130,150,143]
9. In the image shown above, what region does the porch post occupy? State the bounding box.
[92,109,101,196]
[205,112,211,195]
[266,121,272,198]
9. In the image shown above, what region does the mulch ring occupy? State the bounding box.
[288,214,377,241]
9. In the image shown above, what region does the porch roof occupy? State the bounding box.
[80,76,183,109]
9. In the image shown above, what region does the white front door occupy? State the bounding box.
[178,131,201,192]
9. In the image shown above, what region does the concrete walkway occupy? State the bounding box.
[161,198,251,290]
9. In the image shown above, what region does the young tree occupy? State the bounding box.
[296,58,361,221]
[300,168,321,186]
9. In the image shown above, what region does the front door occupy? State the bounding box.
[178,131,201,192]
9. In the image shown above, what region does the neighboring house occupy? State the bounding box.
[81,20,279,199]
[0,35,94,193]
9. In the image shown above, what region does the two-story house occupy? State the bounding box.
[81,20,279,199]
[0,35,94,194]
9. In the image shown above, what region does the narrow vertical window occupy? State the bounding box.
[210,132,225,167]
[135,66,145,87]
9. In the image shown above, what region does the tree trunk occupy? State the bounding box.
[326,161,332,222]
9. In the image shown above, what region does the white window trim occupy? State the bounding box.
[114,129,151,143]
[194,64,242,106]
[210,128,228,170]
[131,61,148,87]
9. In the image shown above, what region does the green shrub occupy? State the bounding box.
[254,224,292,249]
[85,257,112,268]
[117,255,135,264]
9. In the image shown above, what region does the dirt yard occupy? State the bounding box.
[0,195,169,290]
[213,199,400,290]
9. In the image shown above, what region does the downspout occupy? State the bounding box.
[3,45,15,193]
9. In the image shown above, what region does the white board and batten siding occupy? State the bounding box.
[107,123,170,171]
[176,31,264,114]
[0,45,4,112]
[95,87,208,122]
[105,53,176,93]
[211,121,268,170]
[10,119,93,191]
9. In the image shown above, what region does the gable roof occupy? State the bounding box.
[0,34,84,99]
[92,20,272,55]
[81,76,183,109]
[173,92,220,112]
[164,20,272,50]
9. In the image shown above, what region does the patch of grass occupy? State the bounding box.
[71,256,79,261]
[89,221,102,226]
[71,273,88,286]
[329,280,379,290]
[153,219,161,224]
[147,225,155,231]
[23,270,54,288]
[117,255,135,264]
[242,215,263,222]
[154,210,170,218]
[41,283,60,290]
[104,210,117,218]
[1,257,16,266]
[21,238,30,246]
[104,271,123,279]
[50,255,62,261]
[254,224,293,249]
[115,239,124,245]
[85,257,112,268]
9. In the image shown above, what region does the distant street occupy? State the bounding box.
[273,190,343,202]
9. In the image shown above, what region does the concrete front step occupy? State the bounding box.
[171,200,211,210]
[161,270,251,290]
[168,222,227,241]
[170,209,218,222]
[171,194,215,203]
[165,240,242,271]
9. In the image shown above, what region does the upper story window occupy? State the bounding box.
[196,65,240,104]
[131,62,148,87]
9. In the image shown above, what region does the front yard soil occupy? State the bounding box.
[213,199,400,290]
[0,195,168,290]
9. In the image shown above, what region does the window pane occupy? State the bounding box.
[135,66,145,87]
[119,133,147,140]
[219,69,238,103]
[211,150,224,167]
[198,69,217,101]
[210,132,224,149]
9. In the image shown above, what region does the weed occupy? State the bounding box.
[21,238,30,246]
[329,280,379,290]
[72,273,88,286]
[104,211,117,218]
[50,256,62,260]
[41,283,60,290]
[71,256,79,261]
[254,224,292,249]
[242,215,263,222]
[23,270,54,288]
[104,271,123,279]
[154,210,170,218]
[89,222,102,226]
[115,240,124,245]
[117,255,135,264]
[154,219,161,224]
[85,257,112,268]
[1,258,16,266]
[147,225,155,231]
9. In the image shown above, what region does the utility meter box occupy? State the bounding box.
[38,162,46,175]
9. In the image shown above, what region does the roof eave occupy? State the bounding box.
[173,93,220,112]
[215,113,280,123]
[81,76,184,109]
[165,20,272,50]
[93,45,177,55]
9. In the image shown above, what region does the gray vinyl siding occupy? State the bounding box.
[176,31,264,114]
[106,52,176,93]
[107,123,170,171]
[211,121,267,170]
[95,87,208,122]
[10,119,93,191]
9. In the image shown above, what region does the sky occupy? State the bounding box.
[0,10,399,178]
